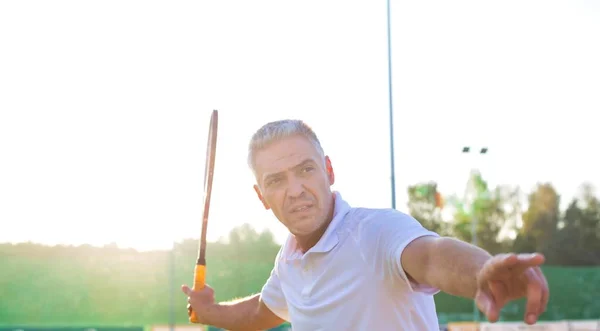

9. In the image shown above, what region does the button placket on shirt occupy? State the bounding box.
[300,256,312,299]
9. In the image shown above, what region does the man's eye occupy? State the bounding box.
[303,166,315,173]
[267,178,281,187]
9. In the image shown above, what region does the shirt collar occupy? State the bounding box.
[283,191,351,260]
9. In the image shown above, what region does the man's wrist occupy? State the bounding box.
[194,303,224,327]
[471,252,493,297]
[206,300,260,330]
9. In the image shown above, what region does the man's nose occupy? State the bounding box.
[287,176,305,197]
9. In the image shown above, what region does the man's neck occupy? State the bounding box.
[295,193,336,253]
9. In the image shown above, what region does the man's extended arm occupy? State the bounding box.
[400,235,548,324]
[401,236,492,298]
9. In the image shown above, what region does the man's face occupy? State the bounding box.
[253,135,335,237]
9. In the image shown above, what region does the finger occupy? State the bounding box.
[488,280,508,308]
[514,253,545,270]
[533,267,550,313]
[524,268,544,325]
[181,284,192,296]
[486,280,508,321]
[475,290,500,323]
[491,253,520,272]
[481,253,545,281]
[518,252,545,263]
[501,253,545,273]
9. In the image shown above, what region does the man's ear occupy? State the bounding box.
[253,184,270,210]
[325,156,335,185]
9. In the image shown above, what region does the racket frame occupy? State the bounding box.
[189,109,219,323]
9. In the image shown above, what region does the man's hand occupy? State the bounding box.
[181,284,216,325]
[475,253,549,325]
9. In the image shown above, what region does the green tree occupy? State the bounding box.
[513,183,560,254]
[544,183,600,265]
[223,223,281,297]
[449,171,519,255]
[407,181,449,236]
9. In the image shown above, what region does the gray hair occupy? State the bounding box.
[247,119,325,173]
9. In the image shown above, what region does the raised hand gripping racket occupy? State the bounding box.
[188,109,219,323]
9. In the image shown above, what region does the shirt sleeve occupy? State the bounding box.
[369,209,441,294]
[259,250,289,321]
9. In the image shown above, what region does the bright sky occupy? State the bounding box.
[1,1,598,251]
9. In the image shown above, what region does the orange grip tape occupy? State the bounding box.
[189,264,206,323]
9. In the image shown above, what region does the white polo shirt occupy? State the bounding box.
[260,192,441,331]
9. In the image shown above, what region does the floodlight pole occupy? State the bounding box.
[387,0,396,209]
[169,242,175,331]
[462,146,488,322]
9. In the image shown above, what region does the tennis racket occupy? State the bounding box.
[188,109,219,323]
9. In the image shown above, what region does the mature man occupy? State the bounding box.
[182,119,549,330]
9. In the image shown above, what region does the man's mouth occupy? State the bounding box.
[291,205,312,213]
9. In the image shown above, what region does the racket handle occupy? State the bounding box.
[188,264,206,323]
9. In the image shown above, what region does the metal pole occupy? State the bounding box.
[470,172,479,323]
[169,242,175,331]
[386,0,396,209]
[462,146,488,322]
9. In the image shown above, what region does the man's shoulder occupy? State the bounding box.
[341,206,422,235]
[347,206,416,224]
